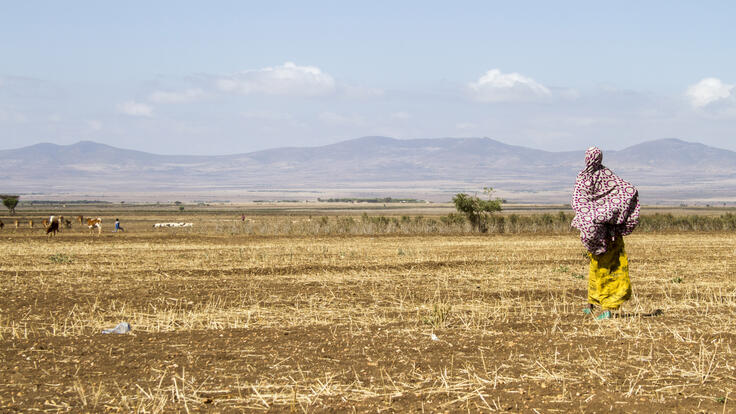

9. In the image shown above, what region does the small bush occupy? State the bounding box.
[49,253,73,264]
[452,188,502,232]
[422,303,452,329]
[440,213,466,226]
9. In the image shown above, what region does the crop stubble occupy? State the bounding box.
[1,223,735,412]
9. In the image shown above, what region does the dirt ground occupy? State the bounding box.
[1,214,735,412]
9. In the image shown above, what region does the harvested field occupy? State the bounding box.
[1,214,735,412]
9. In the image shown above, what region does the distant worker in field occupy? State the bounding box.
[114,218,124,232]
[571,147,640,320]
[241,214,245,222]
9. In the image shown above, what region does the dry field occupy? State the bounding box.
[1,213,735,412]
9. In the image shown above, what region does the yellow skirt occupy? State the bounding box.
[588,237,631,310]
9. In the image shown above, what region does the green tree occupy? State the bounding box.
[452,187,502,232]
[1,195,19,215]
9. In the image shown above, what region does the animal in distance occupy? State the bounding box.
[86,217,102,235]
[46,217,60,237]
[44,216,64,233]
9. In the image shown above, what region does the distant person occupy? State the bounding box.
[571,147,640,320]
[114,218,124,232]
[241,214,245,222]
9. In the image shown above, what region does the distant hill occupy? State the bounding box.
[1,137,735,203]
[607,138,736,174]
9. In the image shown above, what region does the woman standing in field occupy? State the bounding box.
[571,147,640,320]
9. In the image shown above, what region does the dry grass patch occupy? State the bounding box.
[1,229,735,412]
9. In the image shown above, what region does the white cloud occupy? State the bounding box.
[217,62,336,96]
[686,77,734,108]
[149,88,204,104]
[117,101,154,117]
[468,69,551,103]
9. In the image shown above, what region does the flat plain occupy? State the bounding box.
[1,209,735,412]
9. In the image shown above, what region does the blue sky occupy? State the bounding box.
[1,1,735,154]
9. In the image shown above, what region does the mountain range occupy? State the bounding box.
[1,137,734,203]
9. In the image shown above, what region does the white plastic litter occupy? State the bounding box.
[102,322,132,334]
[430,333,439,341]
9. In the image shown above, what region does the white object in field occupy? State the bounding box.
[153,222,194,228]
[430,333,439,341]
[102,322,132,334]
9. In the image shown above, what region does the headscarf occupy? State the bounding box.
[571,147,640,255]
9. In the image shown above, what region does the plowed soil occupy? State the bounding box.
[1,218,735,412]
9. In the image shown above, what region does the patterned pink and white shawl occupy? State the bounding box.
[571,147,640,255]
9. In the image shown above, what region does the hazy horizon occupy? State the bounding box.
[3,135,735,205]
[2,136,731,158]
[2,1,736,155]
